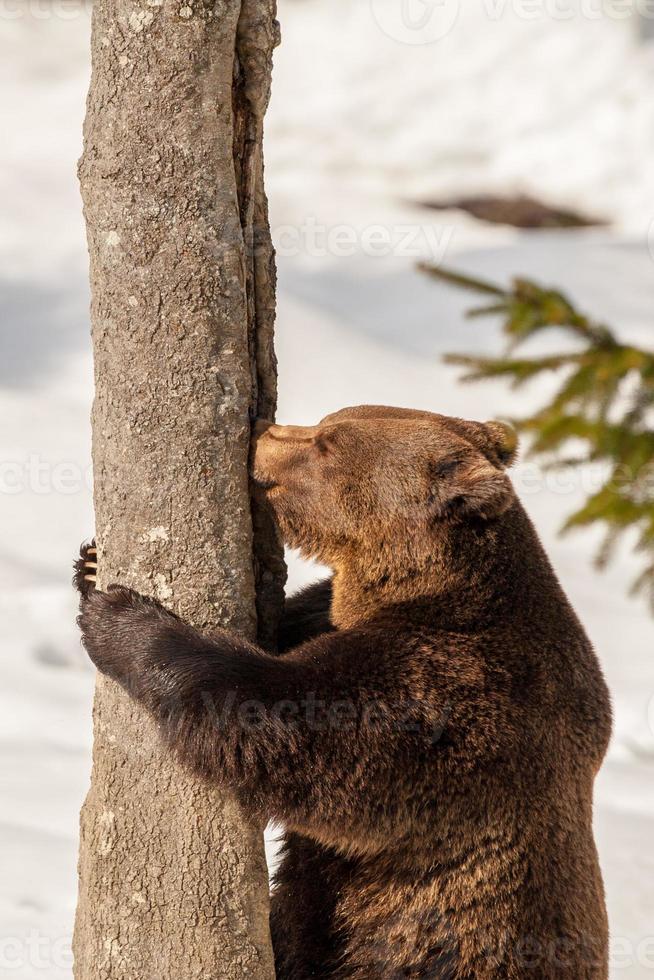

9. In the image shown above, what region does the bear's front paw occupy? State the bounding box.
[73,540,97,599]
[77,584,152,689]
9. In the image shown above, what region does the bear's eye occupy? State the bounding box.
[313,433,334,457]
[430,455,464,481]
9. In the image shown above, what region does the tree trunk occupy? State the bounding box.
[73,1,283,977]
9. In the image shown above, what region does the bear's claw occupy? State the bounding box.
[74,540,98,598]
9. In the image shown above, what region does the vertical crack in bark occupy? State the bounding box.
[234,0,286,650]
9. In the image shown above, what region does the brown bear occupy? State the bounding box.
[75,405,612,979]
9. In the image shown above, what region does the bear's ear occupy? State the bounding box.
[428,456,515,522]
[483,420,518,468]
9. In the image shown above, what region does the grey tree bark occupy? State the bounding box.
[73,0,283,977]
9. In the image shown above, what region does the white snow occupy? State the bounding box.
[1,0,653,976]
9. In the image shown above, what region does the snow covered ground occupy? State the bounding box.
[1,0,653,976]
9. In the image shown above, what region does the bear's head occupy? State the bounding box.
[252,406,518,568]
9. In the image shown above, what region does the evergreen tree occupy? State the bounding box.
[420,262,654,609]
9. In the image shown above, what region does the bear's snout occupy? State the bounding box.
[251,419,320,493]
[255,420,319,444]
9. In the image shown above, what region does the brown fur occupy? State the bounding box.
[75,406,612,978]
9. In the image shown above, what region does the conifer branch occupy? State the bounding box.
[421,262,654,609]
